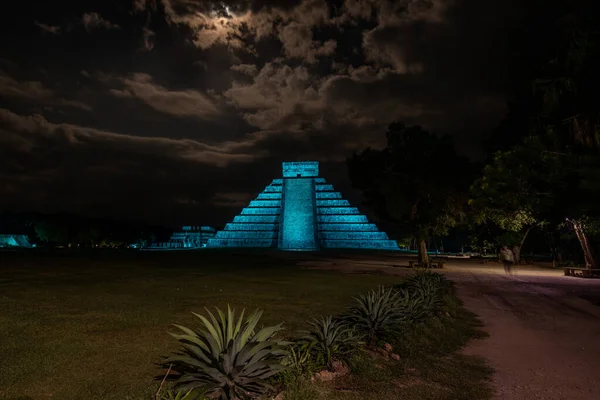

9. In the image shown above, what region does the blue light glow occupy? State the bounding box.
[225,223,278,231]
[316,192,342,199]
[206,161,399,251]
[0,234,32,248]
[315,184,334,191]
[318,231,390,240]
[248,200,280,208]
[317,207,360,214]
[316,199,351,207]
[282,161,319,178]
[148,226,216,249]
[278,177,318,250]
[256,193,282,200]
[240,208,280,215]
[233,215,279,223]
[317,215,368,223]
[215,231,278,239]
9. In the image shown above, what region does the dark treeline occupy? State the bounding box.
[348,1,600,267]
[0,211,173,248]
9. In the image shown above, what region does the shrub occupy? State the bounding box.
[403,270,453,295]
[280,343,321,380]
[162,306,289,400]
[342,286,409,346]
[297,316,363,369]
[398,271,453,322]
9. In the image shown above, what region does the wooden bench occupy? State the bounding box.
[563,267,600,278]
[409,259,445,269]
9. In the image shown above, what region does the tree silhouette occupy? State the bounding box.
[347,122,473,264]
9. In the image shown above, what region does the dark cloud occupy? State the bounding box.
[81,12,120,31]
[0,0,557,226]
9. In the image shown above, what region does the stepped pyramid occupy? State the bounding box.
[206,161,399,251]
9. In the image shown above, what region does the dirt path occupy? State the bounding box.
[452,268,600,400]
[297,255,600,399]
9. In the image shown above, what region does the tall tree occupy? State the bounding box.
[469,137,568,262]
[347,123,473,265]
[531,4,600,267]
[474,2,600,267]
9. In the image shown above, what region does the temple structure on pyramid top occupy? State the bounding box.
[206,161,399,251]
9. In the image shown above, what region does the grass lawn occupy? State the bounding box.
[0,249,492,400]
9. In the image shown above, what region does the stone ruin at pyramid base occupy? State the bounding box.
[145,226,216,250]
[206,161,399,251]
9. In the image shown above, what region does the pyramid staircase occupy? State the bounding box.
[206,162,399,251]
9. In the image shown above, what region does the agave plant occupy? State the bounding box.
[280,342,316,377]
[403,292,440,322]
[400,271,451,321]
[405,271,453,295]
[163,306,289,400]
[297,316,363,369]
[342,286,409,345]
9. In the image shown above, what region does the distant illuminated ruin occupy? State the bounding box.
[147,226,216,250]
[206,161,399,251]
[0,234,33,248]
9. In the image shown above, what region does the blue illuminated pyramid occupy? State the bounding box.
[206,161,399,251]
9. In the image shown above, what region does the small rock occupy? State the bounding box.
[390,353,401,361]
[383,343,393,352]
[273,392,285,400]
[375,347,389,358]
[313,361,350,382]
[331,359,349,374]
[315,370,336,381]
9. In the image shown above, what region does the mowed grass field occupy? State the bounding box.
[0,249,410,400]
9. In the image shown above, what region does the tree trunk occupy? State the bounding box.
[514,224,537,264]
[418,238,429,265]
[568,219,598,269]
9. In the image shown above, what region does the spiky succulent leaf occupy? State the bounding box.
[162,306,288,400]
[297,315,363,368]
[342,286,409,344]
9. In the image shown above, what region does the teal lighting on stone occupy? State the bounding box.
[279,177,318,250]
[206,161,399,251]
[147,226,216,250]
[282,161,319,178]
[0,234,32,248]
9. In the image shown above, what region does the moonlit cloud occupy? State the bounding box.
[108,73,221,119]
[1,0,540,225]
[34,21,60,35]
[0,71,92,111]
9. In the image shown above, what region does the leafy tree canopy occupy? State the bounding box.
[347,122,474,263]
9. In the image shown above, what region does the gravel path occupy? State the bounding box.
[297,255,600,399]
[452,267,600,400]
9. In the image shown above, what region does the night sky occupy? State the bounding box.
[0,0,549,227]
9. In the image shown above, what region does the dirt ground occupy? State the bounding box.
[296,255,600,400]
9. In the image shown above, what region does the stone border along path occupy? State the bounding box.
[296,255,600,399]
